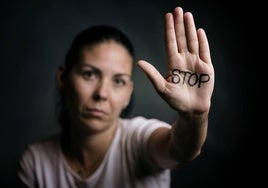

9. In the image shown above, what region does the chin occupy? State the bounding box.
[78,118,111,133]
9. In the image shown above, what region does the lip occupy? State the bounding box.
[84,108,106,118]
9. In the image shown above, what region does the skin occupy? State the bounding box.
[138,7,214,168]
[56,6,214,177]
[56,40,133,177]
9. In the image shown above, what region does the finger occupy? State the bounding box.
[165,12,178,57]
[174,7,187,52]
[184,12,199,53]
[197,28,212,64]
[137,60,165,93]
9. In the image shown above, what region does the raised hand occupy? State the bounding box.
[138,7,214,115]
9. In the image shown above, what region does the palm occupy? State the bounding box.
[138,7,214,114]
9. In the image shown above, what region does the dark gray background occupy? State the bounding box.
[0,0,261,187]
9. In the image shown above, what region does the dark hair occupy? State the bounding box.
[57,25,135,132]
[63,25,135,77]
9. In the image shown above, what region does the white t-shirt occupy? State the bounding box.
[17,116,172,188]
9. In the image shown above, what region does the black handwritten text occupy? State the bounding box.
[171,69,210,88]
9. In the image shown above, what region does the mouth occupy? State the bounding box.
[83,108,106,118]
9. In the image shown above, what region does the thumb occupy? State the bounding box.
[137,60,165,93]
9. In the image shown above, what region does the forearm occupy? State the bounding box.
[169,110,209,163]
[147,110,209,169]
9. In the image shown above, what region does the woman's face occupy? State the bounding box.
[63,40,133,133]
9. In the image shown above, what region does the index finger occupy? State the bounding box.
[165,12,178,58]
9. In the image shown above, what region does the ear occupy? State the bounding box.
[55,64,66,90]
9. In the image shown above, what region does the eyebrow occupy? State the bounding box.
[80,64,132,79]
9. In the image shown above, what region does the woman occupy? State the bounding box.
[17,7,214,188]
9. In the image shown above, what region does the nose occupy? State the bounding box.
[93,79,109,101]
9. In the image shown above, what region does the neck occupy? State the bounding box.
[61,119,119,178]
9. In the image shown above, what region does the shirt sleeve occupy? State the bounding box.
[17,145,37,188]
[123,116,171,176]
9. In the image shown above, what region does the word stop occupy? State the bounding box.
[171,69,210,88]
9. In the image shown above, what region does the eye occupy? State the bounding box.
[82,70,97,80]
[114,77,125,86]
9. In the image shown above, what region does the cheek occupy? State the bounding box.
[110,91,131,111]
[66,81,93,109]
